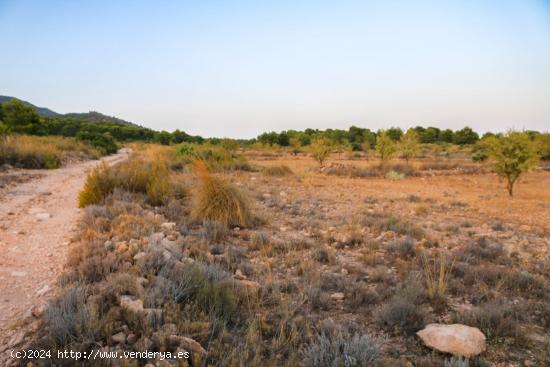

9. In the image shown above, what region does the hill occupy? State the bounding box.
[0,95,60,117]
[0,95,138,126]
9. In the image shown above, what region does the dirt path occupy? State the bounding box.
[0,150,128,360]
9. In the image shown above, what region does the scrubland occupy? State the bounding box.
[25,143,550,367]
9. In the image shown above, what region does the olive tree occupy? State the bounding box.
[487,131,539,196]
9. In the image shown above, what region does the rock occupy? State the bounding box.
[161,222,176,231]
[168,335,206,356]
[35,285,50,296]
[31,304,45,318]
[120,296,144,313]
[127,333,137,344]
[330,292,345,301]
[36,212,51,221]
[110,332,126,344]
[104,241,115,251]
[115,241,128,253]
[416,323,486,357]
[234,269,246,280]
[135,337,153,351]
[11,271,27,277]
[133,252,147,261]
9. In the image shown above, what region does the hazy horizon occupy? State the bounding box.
[1,0,549,138]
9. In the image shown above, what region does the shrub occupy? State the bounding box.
[43,287,93,345]
[78,162,116,207]
[445,357,470,367]
[79,158,178,207]
[453,300,518,339]
[302,333,379,367]
[385,170,405,180]
[76,131,118,154]
[377,296,426,335]
[0,135,100,169]
[310,138,332,167]
[387,237,416,258]
[263,165,293,176]
[191,162,253,227]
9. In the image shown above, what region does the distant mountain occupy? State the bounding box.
[0,95,139,127]
[0,95,60,117]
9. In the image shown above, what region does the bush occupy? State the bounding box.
[263,165,293,176]
[377,297,426,335]
[302,333,379,367]
[191,162,253,227]
[453,300,518,339]
[0,135,100,169]
[79,158,179,207]
[177,143,252,171]
[76,131,118,154]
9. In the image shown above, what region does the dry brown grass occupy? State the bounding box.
[191,161,253,227]
[0,135,101,169]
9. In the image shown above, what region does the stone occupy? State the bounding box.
[36,212,51,221]
[120,296,144,313]
[35,285,50,296]
[133,252,147,261]
[330,292,345,301]
[168,335,206,356]
[161,222,177,231]
[127,333,138,344]
[110,332,126,344]
[417,323,486,357]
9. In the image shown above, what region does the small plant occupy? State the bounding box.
[385,170,405,180]
[263,165,293,176]
[421,252,454,307]
[192,161,253,227]
[377,297,426,335]
[310,137,332,167]
[78,162,115,207]
[444,356,470,367]
[302,332,379,367]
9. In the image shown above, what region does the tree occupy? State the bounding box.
[453,127,479,145]
[386,127,403,141]
[0,121,10,143]
[376,130,396,162]
[289,137,301,156]
[1,99,40,133]
[310,137,332,167]
[487,131,539,196]
[400,129,420,163]
[277,132,290,146]
[534,133,550,161]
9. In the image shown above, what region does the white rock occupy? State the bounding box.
[417,323,486,357]
[36,212,51,221]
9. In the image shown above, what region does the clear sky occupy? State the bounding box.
[1,0,549,138]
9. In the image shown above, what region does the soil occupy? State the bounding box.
[0,150,128,362]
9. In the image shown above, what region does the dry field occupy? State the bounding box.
[18,148,550,367]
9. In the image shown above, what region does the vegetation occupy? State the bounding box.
[399,129,421,163]
[486,131,539,196]
[375,130,396,162]
[0,135,101,169]
[191,161,253,227]
[310,137,332,167]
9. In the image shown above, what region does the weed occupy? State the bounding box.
[263,165,293,176]
[422,252,454,308]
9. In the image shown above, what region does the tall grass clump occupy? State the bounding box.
[422,252,454,309]
[191,161,253,227]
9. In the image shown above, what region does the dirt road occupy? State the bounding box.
[0,150,128,359]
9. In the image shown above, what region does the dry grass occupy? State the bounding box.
[0,135,101,169]
[191,161,253,227]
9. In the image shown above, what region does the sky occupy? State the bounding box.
[1,0,549,138]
